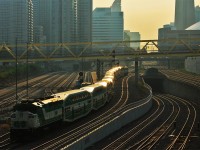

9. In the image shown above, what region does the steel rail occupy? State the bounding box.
[31,76,131,150]
[166,94,197,150]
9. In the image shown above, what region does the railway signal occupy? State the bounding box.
[78,71,84,84]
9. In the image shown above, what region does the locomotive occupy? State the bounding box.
[10,66,128,140]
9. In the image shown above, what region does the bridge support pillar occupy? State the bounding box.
[135,58,139,85]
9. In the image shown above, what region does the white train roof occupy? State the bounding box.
[102,77,113,82]
[95,80,110,87]
[80,84,103,92]
[53,89,88,100]
[32,97,63,107]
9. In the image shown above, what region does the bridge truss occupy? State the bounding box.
[0,39,200,62]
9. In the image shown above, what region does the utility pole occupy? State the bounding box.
[15,38,18,103]
[135,57,139,86]
[26,42,29,99]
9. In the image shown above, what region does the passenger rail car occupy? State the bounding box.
[54,90,92,122]
[81,84,107,110]
[10,66,128,140]
[95,80,113,101]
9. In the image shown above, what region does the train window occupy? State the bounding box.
[75,96,77,101]
[11,114,16,118]
[28,114,34,118]
[65,107,70,113]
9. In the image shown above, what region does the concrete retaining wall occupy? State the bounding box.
[163,79,200,101]
[63,87,152,150]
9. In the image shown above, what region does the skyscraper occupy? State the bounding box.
[33,0,92,44]
[77,0,93,43]
[92,0,124,47]
[175,0,195,30]
[32,0,50,44]
[31,0,92,55]
[0,0,33,45]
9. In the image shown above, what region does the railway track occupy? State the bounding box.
[1,70,199,149]
[0,73,128,149]
[97,94,197,150]
[0,73,61,113]
[0,73,53,100]
[57,72,78,91]
[165,95,196,150]
[0,72,78,115]
[0,72,78,141]
[101,96,167,150]
[27,75,131,149]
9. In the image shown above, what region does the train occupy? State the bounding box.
[10,66,128,140]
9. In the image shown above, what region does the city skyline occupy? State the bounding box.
[94,0,200,40]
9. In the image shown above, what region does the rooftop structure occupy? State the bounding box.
[111,0,121,12]
[186,21,200,30]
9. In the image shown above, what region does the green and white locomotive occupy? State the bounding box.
[10,96,63,139]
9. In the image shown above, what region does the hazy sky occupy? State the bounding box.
[93,0,200,40]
